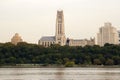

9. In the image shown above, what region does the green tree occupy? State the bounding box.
[65,61,75,67]
[93,59,101,65]
[105,59,114,65]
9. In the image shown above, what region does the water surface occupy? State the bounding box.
[0,68,120,80]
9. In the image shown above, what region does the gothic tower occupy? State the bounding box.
[55,10,66,46]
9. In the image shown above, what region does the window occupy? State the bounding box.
[59,42,61,44]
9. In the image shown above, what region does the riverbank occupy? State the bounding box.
[0,64,120,68]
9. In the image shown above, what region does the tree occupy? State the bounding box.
[93,59,101,65]
[105,59,114,65]
[65,61,75,67]
[0,42,120,66]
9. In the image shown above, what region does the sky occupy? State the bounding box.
[0,0,120,43]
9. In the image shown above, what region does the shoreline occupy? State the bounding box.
[0,65,120,68]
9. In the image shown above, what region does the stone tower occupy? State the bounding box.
[55,10,66,46]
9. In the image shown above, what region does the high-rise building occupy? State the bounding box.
[11,33,23,45]
[97,22,119,46]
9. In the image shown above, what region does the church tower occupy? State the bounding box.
[55,10,66,46]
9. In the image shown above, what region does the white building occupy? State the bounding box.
[97,22,119,46]
[67,38,95,47]
[118,31,120,44]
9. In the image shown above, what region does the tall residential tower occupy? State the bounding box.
[97,22,119,46]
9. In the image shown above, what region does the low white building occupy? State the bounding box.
[67,38,95,47]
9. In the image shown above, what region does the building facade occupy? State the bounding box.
[97,22,119,46]
[11,33,23,45]
[55,10,66,46]
[67,38,95,47]
[38,10,95,47]
[38,10,66,47]
[118,31,120,44]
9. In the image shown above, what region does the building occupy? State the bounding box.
[118,31,120,44]
[38,10,66,47]
[67,38,95,47]
[55,10,66,46]
[38,36,55,47]
[97,22,119,46]
[38,10,95,47]
[11,33,23,45]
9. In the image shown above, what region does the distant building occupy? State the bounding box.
[97,22,119,46]
[38,36,55,47]
[11,33,23,45]
[67,38,95,47]
[118,31,120,44]
[38,10,95,47]
[55,10,66,46]
[38,10,66,47]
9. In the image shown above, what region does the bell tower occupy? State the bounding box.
[55,10,66,46]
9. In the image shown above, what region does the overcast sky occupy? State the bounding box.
[0,0,120,43]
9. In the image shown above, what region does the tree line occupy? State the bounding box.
[0,42,120,66]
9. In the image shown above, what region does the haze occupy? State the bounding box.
[0,0,120,43]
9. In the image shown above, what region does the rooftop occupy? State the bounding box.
[40,36,55,42]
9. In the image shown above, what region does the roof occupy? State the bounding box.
[40,36,55,42]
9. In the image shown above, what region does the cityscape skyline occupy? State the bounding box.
[0,0,120,43]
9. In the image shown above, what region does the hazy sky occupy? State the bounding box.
[0,0,120,43]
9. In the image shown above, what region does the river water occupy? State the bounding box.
[0,68,120,80]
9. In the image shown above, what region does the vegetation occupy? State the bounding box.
[0,42,120,67]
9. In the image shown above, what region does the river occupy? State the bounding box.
[0,68,120,80]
